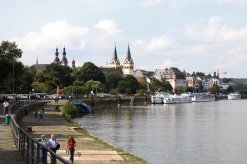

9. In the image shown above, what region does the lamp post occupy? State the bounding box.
[12,57,14,94]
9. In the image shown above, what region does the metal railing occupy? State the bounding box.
[9,101,70,164]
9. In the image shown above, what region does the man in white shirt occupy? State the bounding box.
[48,134,59,164]
[3,100,9,115]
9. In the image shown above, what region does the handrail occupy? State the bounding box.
[9,101,70,164]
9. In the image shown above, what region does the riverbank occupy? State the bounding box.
[20,100,147,164]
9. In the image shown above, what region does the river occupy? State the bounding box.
[74,100,247,164]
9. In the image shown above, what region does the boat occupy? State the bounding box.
[151,92,167,104]
[163,93,192,104]
[191,93,215,102]
[227,93,241,100]
[71,99,92,114]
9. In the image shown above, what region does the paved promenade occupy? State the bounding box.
[20,101,146,164]
[0,106,25,164]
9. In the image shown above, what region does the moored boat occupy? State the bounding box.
[151,92,167,104]
[163,94,192,104]
[227,93,241,100]
[191,93,215,102]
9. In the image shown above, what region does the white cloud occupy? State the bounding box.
[13,20,124,66]
[134,35,172,52]
[217,0,247,5]
[183,16,247,77]
[94,19,122,36]
[143,0,162,6]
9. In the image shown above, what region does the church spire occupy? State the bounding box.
[60,46,68,66]
[123,44,134,75]
[53,47,60,64]
[109,45,120,69]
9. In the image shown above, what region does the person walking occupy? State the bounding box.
[66,135,76,164]
[38,135,48,163]
[48,134,59,164]
[3,100,9,115]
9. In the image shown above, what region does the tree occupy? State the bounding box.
[0,41,23,93]
[104,72,123,91]
[222,78,232,83]
[118,75,139,94]
[174,86,184,94]
[162,81,173,93]
[36,64,73,93]
[85,80,102,95]
[77,62,106,84]
[208,85,220,94]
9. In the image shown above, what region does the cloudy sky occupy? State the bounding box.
[1,0,247,78]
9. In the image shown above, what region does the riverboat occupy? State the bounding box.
[191,93,215,102]
[163,94,192,104]
[151,92,167,104]
[227,93,241,100]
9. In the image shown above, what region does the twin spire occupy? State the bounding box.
[109,44,134,74]
[53,47,68,66]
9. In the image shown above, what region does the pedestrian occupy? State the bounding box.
[39,109,44,119]
[38,135,48,163]
[48,134,59,164]
[3,100,9,115]
[66,135,76,164]
[41,107,45,118]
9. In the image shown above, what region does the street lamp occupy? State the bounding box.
[12,57,14,94]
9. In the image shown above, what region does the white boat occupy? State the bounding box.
[227,93,241,100]
[151,92,167,104]
[163,94,192,104]
[191,93,215,102]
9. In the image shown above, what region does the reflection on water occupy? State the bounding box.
[74,100,247,164]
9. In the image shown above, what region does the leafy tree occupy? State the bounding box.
[31,82,48,93]
[118,75,139,94]
[105,72,123,91]
[62,101,77,119]
[85,80,102,95]
[0,41,23,93]
[174,86,184,94]
[162,81,173,93]
[38,64,73,93]
[150,79,162,92]
[17,66,33,93]
[77,62,106,84]
[208,85,220,94]
[222,78,232,83]
[226,86,234,93]
[191,72,205,78]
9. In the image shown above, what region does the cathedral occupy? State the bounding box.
[53,47,75,69]
[108,44,134,75]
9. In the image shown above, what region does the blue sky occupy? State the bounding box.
[1,0,247,78]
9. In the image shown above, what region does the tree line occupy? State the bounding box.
[0,40,245,96]
[0,41,174,96]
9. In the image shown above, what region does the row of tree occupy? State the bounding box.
[0,40,245,96]
[0,41,173,96]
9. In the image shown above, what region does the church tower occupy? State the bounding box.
[60,47,68,66]
[122,44,134,75]
[72,59,75,69]
[109,45,121,69]
[53,48,60,64]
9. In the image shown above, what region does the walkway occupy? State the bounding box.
[20,101,145,164]
[0,106,25,164]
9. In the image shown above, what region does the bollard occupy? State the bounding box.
[5,114,11,125]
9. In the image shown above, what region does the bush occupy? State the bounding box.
[62,101,77,119]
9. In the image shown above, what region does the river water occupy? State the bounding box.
[74,100,247,164]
